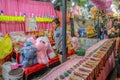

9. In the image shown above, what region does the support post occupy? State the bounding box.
[97,10,100,39]
[70,14,74,37]
[102,10,106,39]
[62,0,67,63]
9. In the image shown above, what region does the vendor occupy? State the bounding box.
[108,19,120,56]
[52,18,63,63]
[111,19,119,36]
[52,18,62,53]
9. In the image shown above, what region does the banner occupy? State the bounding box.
[25,16,37,32]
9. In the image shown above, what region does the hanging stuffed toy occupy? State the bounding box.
[71,37,80,51]
[71,4,81,17]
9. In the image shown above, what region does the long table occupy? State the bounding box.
[40,39,115,80]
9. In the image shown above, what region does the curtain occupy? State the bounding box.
[0,0,56,35]
[0,22,25,35]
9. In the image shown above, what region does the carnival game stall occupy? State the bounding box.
[40,39,115,80]
[0,0,119,80]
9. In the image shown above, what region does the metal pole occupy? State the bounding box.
[102,10,106,39]
[97,10,100,39]
[70,14,74,37]
[62,0,67,63]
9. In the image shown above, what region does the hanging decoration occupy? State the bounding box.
[25,16,37,32]
[106,0,112,8]
[90,0,112,11]
[0,16,25,22]
[90,0,106,9]
[0,15,53,22]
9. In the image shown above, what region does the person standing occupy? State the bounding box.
[52,18,63,62]
[108,19,120,56]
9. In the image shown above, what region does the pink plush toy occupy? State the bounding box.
[71,37,80,51]
[35,37,49,65]
[47,43,56,59]
[40,36,56,59]
[71,4,81,17]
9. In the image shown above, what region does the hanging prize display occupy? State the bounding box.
[25,16,37,32]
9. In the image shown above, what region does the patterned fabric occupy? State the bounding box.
[53,27,62,53]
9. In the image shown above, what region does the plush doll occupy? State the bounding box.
[35,37,49,65]
[47,43,56,59]
[41,36,56,59]
[20,42,37,68]
[71,37,80,51]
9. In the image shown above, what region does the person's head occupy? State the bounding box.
[110,17,113,20]
[82,20,86,25]
[113,18,118,26]
[52,18,60,29]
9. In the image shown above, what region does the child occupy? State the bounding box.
[52,18,62,53]
[52,18,63,62]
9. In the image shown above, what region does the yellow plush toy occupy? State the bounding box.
[67,37,73,51]
[0,34,12,59]
[86,25,95,35]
